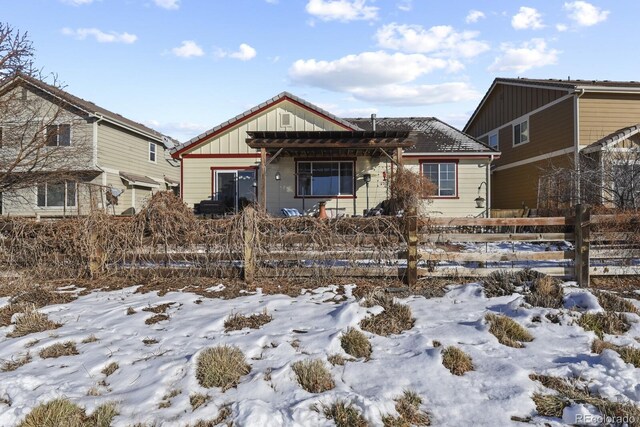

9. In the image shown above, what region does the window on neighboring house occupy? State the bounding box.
[296,161,354,196]
[46,124,71,147]
[513,119,529,146]
[488,132,499,150]
[37,181,77,207]
[422,162,457,197]
[149,142,157,162]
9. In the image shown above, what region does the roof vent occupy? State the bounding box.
[371,113,377,131]
[280,113,292,127]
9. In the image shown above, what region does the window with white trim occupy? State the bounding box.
[513,119,529,146]
[46,124,71,147]
[296,161,354,196]
[488,132,499,150]
[149,142,157,162]
[37,181,77,207]
[422,162,457,197]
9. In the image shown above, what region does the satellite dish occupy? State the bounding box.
[106,187,124,206]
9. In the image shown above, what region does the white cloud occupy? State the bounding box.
[145,120,209,141]
[375,23,490,59]
[153,0,179,10]
[61,28,137,43]
[556,23,568,31]
[290,51,453,91]
[305,0,378,22]
[397,0,412,12]
[511,6,544,30]
[564,1,609,26]
[61,0,94,5]
[229,44,257,61]
[171,40,204,58]
[489,38,559,73]
[265,0,279,3]
[465,10,485,24]
[350,82,480,106]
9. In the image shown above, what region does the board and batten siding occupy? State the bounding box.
[579,92,640,147]
[466,83,568,137]
[185,101,347,156]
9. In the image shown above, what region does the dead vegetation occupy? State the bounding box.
[530,374,640,422]
[313,400,368,427]
[360,292,415,336]
[578,312,630,338]
[482,269,563,308]
[485,313,534,348]
[595,291,639,314]
[224,309,272,332]
[0,286,75,326]
[592,339,640,367]
[524,276,564,309]
[196,345,251,390]
[190,393,210,411]
[101,362,119,377]
[81,334,99,344]
[39,341,78,359]
[340,328,372,359]
[6,304,61,338]
[292,359,335,393]
[327,354,351,366]
[1,352,32,372]
[159,389,181,409]
[145,314,170,325]
[441,346,474,376]
[382,390,430,426]
[17,398,118,427]
[387,167,437,215]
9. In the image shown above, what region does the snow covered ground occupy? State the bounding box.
[0,281,639,426]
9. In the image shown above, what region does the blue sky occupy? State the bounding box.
[2,0,629,141]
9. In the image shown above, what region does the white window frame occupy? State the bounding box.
[149,141,157,163]
[296,160,355,197]
[421,162,458,198]
[36,181,77,208]
[45,124,71,147]
[488,132,499,150]
[512,118,529,147]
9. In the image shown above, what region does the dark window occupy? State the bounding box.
[149,142,157,162]
[513,119,529,146]
[296,161,354,196]
[489,132,499,150]
[46,124,71,147]
[422,162,457,197]
[37,181,77,207]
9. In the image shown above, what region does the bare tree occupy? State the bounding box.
[0,23,93,213]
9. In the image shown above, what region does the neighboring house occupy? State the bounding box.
[171,92,499,217]
[0,73,180,216]
[464,77,640,209]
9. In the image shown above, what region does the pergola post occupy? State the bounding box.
[260,148,267,212]
[396,147,404,167]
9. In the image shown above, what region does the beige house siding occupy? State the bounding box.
[183,100,347,156]
[579,92,640,147]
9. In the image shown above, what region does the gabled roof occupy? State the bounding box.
[0,72,166,143]
[119,171,160,188]
[345,117,498,155]
[583,124,640,153]
[464,77,640,133]
[171,91,361,157]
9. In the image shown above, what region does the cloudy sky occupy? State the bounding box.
[3,0,625,141]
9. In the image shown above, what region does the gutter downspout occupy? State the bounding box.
[487,155,493,218]
[574,89,586,204]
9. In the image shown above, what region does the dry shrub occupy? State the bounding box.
[360,293,415,336]
[135,191,200,247]
[340,328,372,359]
[0,287,75,327]
[441,346,474,376]
[187,404,232,427]
[591,339,640,367]
[387,167,436,215]
[485,313,534,348]
[159,389,181,409]
[313,400,367,427]
[525,276,564,308]
[7,305,61,338]
[17,399,117,427]
[224,309,272,332]
[142,337,158,345]
[595,291,639,314]
[382,390,430,426]
[578,312,630,339]
[482,271,516,298]
[1,352,32,372]
[101,362,118,377]
[530,374,640,422]
[292,359,335,393]
[39,341,78,359]
[142,303,174,314]
[196,345,251,390]
[81,335,99,344]
[327,354,349,366]
[190,393,209,411]
[145,314,169,325]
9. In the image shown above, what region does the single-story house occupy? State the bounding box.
[171,92,499,217]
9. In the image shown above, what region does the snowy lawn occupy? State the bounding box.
[0,281,639,426]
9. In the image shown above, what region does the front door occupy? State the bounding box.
[215,170,256,213]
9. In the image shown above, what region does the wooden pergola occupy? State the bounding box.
[246,130,418,211]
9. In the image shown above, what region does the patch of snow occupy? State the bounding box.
[205,284,226,292]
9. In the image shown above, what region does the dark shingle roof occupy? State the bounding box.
[2,73,165,141]
[119,171,160,187]
[496,77,640,90]
[583,124,640,153]
[345,117,497,154]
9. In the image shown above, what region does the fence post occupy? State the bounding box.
[243,206,255,284]
[89,229,104,277]
[574,204,591,286]
[405,207,418,287]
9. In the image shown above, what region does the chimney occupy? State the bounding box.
[371,113,377,132]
